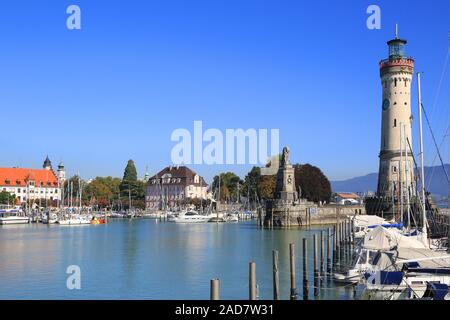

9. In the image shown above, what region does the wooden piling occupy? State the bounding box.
[346,220,349,240]
[313,234,319,297]
[348,219,352,259]
[350,218,355,258]
[289,243,298,300]
[336,223,341,268]
[271,208,274,229]
[320,230,324,280]
[249,261,257,300]
[272,250,280,300]
[327,227,331,276]
[302,238,309,300]
[210,279,220,300]
[341,221,346,261]
[332,225,337,272]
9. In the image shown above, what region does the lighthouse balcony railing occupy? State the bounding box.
[379,57,414,69]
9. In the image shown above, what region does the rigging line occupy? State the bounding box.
[429,46,450,125]
[406,137,426,229]
[421,102,450,186]
[426,123,450,190]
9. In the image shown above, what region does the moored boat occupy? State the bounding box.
[171,210,210,223]
[0,206,29,225]
[57,215,91,225]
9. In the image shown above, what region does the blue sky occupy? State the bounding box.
[0,0,449,183]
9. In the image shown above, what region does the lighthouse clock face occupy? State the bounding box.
[382,98,390,111]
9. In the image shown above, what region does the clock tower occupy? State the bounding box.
[377,26,415,198]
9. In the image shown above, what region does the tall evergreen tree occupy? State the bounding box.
[119,160,144,200]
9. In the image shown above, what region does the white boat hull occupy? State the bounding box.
[173,217,210,223]
[57,219,91,225]
[0,217,29,225]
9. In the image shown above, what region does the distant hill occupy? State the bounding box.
[331,164,449,197]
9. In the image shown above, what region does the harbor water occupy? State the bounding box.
[0,220,354,299]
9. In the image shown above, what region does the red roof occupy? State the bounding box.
[335,192,359,199]
[0,168,59,187]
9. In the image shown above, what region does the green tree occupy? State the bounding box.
[119,160,145,205]
[258,174,276,200]
[242,166,276,201]
[293,163,331,203]
[211,172,242,202]
[84,176,122,207]
[0,191,16,205]
[242,167,260,201]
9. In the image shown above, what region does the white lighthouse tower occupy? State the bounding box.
[377,26,416,199]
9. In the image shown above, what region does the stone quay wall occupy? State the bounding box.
[264,201,366,227]
[312,205,366,225]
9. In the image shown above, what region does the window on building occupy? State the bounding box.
[392,166,397,173]
[394,119,397,127]
[394,78,397,87]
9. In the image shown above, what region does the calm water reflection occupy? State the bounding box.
[0,220,353,300]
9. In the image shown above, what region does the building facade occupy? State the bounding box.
[0,156,64,205]
[377,29,415,198]
[146,165,208,209]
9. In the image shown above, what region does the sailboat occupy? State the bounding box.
[126,187,136,218]
[56,174,91,225]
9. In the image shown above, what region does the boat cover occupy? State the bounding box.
[353,215,387,227]
[363,226,428,250]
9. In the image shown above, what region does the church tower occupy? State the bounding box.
[57,161,66,183]
[43,155,52,170]
[377,26,415,198]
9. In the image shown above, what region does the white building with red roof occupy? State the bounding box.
[0,156,65,205]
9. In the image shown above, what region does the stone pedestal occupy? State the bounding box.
[275,164,297,202]
[264,146,317,227]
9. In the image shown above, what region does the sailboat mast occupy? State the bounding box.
[399,124,404,225]
[417,72,427,241]
[129,187,131,210]
[78,174,82,213]
[218,174,221,211]
[404,124,411,233]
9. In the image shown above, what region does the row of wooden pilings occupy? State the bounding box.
[210,218,355,300]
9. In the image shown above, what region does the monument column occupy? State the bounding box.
[275,147,297,201]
